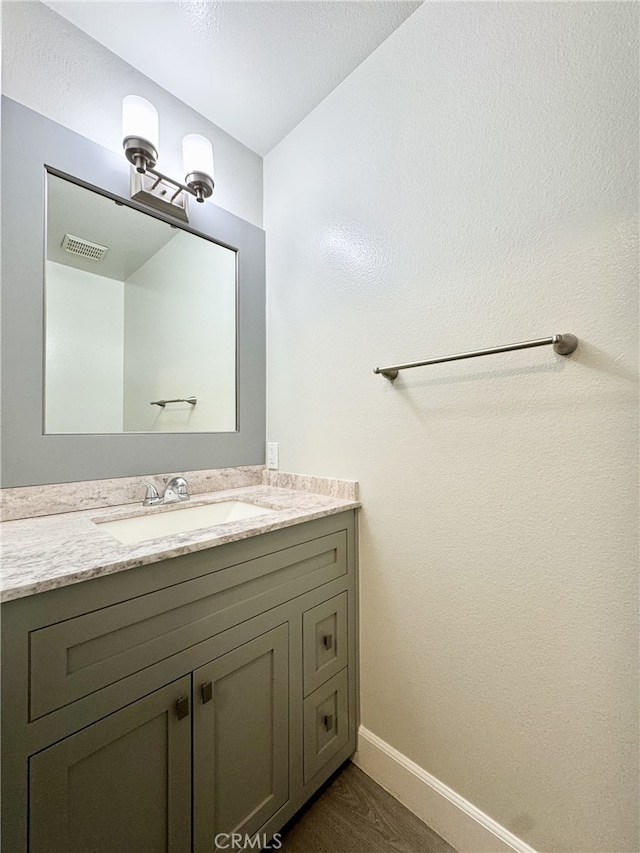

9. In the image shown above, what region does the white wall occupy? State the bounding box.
[123,231,236,433]
[265,4,639,852]
[45,262,124,433]
[1,0,263,227]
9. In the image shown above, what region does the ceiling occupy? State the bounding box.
[42,0,421,155]
[47,174,180,281]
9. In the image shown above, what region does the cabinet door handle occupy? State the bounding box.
[322,633,333,651]
[322,713,333,732]
[176,696,189,720]
[201,681,213,704]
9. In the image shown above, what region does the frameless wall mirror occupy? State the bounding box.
[45,173,237,434]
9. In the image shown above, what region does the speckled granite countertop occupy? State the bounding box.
[1,485,359,603]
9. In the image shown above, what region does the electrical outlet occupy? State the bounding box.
[267,442,279,470]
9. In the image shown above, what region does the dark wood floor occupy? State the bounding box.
[276,762,457,853]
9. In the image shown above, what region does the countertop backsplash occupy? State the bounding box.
[1,466,359,522]
[0,466,266,521]
[263,470,358,501]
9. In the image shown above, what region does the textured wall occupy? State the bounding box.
[264,3,639,851]
[1,1,263,227]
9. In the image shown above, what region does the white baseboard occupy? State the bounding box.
[352,726,537,853]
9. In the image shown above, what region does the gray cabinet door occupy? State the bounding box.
[29,676,192,853]
[193,623,289,851]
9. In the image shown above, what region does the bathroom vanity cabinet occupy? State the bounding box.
[1,510,358,852]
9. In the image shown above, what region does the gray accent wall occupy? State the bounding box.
[1,97,266,487]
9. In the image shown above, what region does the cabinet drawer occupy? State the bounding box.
[29,530,347,720]
[303,593,347,696]
[303,668,349,784]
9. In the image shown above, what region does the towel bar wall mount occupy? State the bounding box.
[374,334,578,381]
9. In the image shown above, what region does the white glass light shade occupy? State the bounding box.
[122,96,158,148]
[183,134,215,180]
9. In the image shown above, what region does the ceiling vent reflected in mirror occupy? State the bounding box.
[62,233,109,262]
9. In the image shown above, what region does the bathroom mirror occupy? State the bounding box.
[1,97,265,487]
[45,174,237,434]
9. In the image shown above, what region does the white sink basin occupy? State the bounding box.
[95,500,275,545]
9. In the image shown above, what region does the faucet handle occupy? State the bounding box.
[165,476,190,502]
[142,482,161,506]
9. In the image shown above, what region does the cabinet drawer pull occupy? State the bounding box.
[322,714,333,732]
[201,681,213,704]
[176,696,189,720]
[322,633,333,651]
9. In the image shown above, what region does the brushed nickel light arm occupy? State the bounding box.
[140,165,214,204]
[374,334,578,381]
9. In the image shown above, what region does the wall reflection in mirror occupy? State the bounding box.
[45,174,237,434]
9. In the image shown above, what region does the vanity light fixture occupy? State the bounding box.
[122,95,215,222]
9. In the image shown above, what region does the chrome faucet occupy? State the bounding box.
[142,477,190,507]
